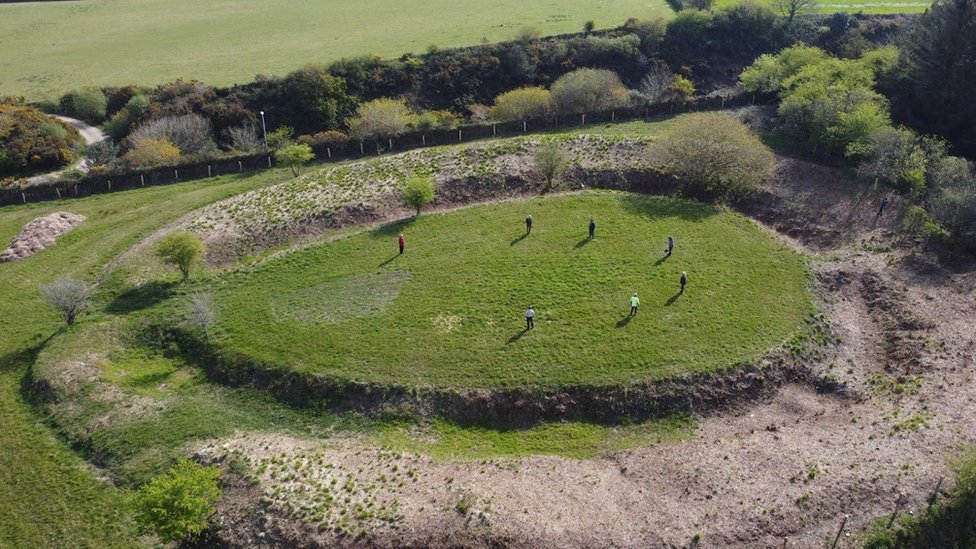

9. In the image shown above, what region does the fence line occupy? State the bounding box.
[0,91,773,208]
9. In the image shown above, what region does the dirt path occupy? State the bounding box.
[195,157,976,548]
[25,115,107,186]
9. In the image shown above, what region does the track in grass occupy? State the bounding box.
[211,191,813,389]
[0,0,670,99]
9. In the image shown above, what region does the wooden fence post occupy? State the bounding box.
[140,174,145,186]
[55,187,61,199]
[107,179,112,190]
[21,192,27,204]
[523,120,527,133]
[492,124,496,136]
[422,135,426,146]
[326,147,332,158]
[207,165,212,177]
[359,142,364,155]
[174,169,179,180]
[267,156,272,168]
[238,160,243,172]
[457,128,462,142]
[581,113,586,125]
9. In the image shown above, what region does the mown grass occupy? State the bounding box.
[0,0,671,100]
[209,191,813,388]
[0,167,290,546]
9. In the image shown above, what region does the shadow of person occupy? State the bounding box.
[574,237,592,249]
[654,254,670,266]
[506,329,529,344]
[615,315,632,328]
[665,291,682,306]
[510,233,528,246]
[378,254,399,267]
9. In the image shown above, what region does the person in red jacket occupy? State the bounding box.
[398,233,405,255]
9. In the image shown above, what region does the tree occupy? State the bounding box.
[550,68,630,116]
[402,174,435,216]
[85,140,118,167]
[67,87,107,123]
[132,458,222,544]
[345,98,415,150]
[650,112,776,198]
[892,0,976,156]
[533,140,569,191]
[281,64,355,131]
[121,138,181,168]
[490,87,552,123]
[227,123,262,153]
[928,156,976,241]
[739,45,827,93]
[156,232,204,282]
[275,143,314,176]
[583,20,596,34]
[185,292,217,339]
[775,0,817,24]
[41,278,91,325]
[127,114,215,155]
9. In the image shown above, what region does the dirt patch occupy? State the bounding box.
[0,211,85,262]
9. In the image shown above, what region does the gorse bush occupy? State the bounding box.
[0,102,82,175]
[550,68,630,116]
[121,138,180,168]
[490,87,552,122]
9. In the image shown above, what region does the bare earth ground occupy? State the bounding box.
[179,155,976,548]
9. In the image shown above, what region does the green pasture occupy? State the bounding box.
[0,0,670,100]
[210,192,813,388]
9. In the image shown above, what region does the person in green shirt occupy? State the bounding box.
[629,292,640,316]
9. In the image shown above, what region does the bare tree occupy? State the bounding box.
[775,0,817,25]
[227,123,262,153]
[184,292,217,339]
[127,114,216,155]
[41,278,91,325]
[640,63,678,104]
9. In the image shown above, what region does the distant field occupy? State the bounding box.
[0,0,670,100]
[714,0,930,13]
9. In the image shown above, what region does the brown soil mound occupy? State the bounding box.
[0,211,85,262]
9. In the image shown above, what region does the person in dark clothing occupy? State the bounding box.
[665,236,675,256]
[680,271,687,293]
[589,218,596,239]
[525,215,533,235]
[398,233,405,255]
[877,197,890,218]
[525,305,535,330]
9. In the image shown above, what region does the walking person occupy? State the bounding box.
[629,293,640,316]
[877,196,890,218]
[525,305,535,330]
[588,218,596,239]
[398,233,405,255]
[680,271,687,293]
[525,215,533,235]
[665,235,675,256]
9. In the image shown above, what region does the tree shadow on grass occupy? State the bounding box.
[105,280,178,314]
[615,315,632,328]
[616,193,717,222]
[506,329,529,344]
[510,233,528,246]
[378,254,400,267]
[665,290,683,306]
[574,237,592,249]
[370,217,417,238]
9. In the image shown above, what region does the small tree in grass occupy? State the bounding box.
[132,458,222,544]
[185,292,217,339]
[402,174,435,216]
[534,140,569,192]
[275,143,314,177]
[156,232,204,282]
[41,278,91,325]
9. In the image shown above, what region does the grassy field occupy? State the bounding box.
[0,0,670,101]
[208,192,812,388]
[0,168,289,546]
[713,0,931,12]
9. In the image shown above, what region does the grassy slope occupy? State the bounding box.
[0,0,669,100]
[0,169,287,546]
[714,0,930,13]
[212,192,813,388]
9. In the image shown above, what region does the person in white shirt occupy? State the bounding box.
[525,305,535,330]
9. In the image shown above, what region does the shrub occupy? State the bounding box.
[402,174,435,216]
[280,64,356,130]
[127,114,216,155]
[155,232,204,281]
[40,278,91,325]
[927,157,976,242]
[857,126,946,195]
[121,138,180,168]
[583,20,596,34]
[621,17,667,55]
[490,87,552,122]
[265,126,294,150]
[131,458,222,544]
[550,68,630,116]
[515,26,542,43]
[345,98,415,142]
[275,143,315,177]
[65,87,107,123]
[0,103,82,175]
[533,140,569,191]
[650,112,776,199]
[413,110,460,131]
[227,123,262,153]
[297,130,348,148]
[739,45,828,93]
[185,292,217,339]
[85,140,119,167]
